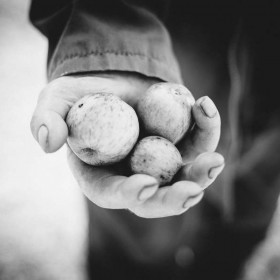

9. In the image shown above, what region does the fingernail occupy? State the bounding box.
[183,200,192,209]
[183,192,203,209]
[138,183,158,201]
[208,164,225,179]
[38,125,49,152]
[200,96,217,118]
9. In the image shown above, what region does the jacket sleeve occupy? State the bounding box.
[29,0,182,83]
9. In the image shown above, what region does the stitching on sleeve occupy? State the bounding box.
[54,49,166,69]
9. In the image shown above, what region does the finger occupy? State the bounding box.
[67,148,159,209]
[31,109,69,153]
[178,152,225,189]
[131,181,203,218]
[178,96,221,162]
[30,76,116,153]
[30,79,75,153]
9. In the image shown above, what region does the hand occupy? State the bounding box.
[30,72,224,218]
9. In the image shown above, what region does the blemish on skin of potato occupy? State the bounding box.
[80,147,97,157]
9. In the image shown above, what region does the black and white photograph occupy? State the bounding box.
[1,1,280,279]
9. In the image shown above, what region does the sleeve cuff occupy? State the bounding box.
[46,2,183,84]
[48,50,183,84]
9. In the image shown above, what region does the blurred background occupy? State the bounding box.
[1,0,280,280]
[0,0,87,279]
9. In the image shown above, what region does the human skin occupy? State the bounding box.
[30,72,224,218]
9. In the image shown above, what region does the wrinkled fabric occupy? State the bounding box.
[30,0,182,83]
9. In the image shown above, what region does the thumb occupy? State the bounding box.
[30,82,71,153]
[31,109,68,153]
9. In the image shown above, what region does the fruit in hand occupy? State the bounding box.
[136,82,195,144]
[129,136,183,186]
[66,93,139,165]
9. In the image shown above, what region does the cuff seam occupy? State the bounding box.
[49,50,182,83]
[51,49,170,73]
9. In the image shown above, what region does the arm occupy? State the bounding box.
[29,0,224,218]
[29,0,181,83]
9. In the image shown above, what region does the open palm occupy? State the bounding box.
[31,72,224,218]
